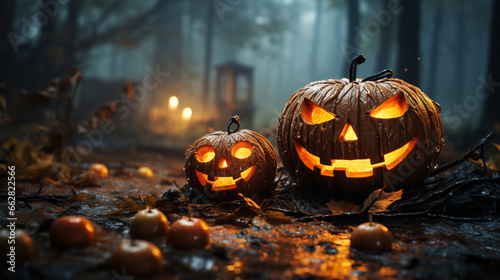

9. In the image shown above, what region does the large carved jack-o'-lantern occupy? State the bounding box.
[277,55,444,201]
[185,116,277,202]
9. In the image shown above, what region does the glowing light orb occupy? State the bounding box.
[169,96,179,110]
[182,107,192,120]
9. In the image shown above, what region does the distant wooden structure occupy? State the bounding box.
[214,61,254,128]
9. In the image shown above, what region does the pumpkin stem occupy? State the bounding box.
[227,115,240,135]
[368,212,373,225]
[362,69,394,82]
[349,54,366,82]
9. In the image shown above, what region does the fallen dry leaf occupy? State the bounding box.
[104,193,174,217]
[264,210,293,224]
[73,172,99,188]
[492,143,500,151]
[113,168,133,177]
[143,193,161,207]
[0,90,11,125]
[326,199,361,215]
[40,177,63,188]
[77,101,121,133]
[486,154,500,172]
[251,215,273,229]
[159,177,173,185]
[124,81,134,100]
[1,135,75,181]
[239,193,264,215]
[19,68,81,109]
[104,196,147,217]
[361,189,403,213]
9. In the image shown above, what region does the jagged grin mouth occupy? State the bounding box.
[294,137,418,178]
[195,166,256,191]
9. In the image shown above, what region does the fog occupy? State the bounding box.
[1,0,498,149]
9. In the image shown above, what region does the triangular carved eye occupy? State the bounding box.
[301,98,336,124]
[369,92,407,119]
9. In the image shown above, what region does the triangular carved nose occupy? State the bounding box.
[219,158,228,169]
[339,122,358,141]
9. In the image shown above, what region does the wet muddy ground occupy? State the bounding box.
[2,148,500,280]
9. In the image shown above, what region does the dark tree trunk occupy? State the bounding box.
[12,0,79,90]
[287,2,299,86]
[202,1,215,111]
[278,30,292,95]
[375,0,393,72]
[426,7,444,99]
[331,10,342,77]
[182,0,194,80]
[479,0,500,134]
[153,0,180,73]
[0,0,16,85]
[309,0,322,80]
[23,1,59,89]
[453,7,465,102]
[343,0,359,73]
[397,0,420,85]
[169,2,183,72]
[184,3,194,76]
[61,0,79,72]
[289,31,297,86]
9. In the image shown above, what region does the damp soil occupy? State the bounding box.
[1,147,500,280]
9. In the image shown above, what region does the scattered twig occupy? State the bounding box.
[297,211,494,222]
[432,132,494,175]
[173,180,188,200]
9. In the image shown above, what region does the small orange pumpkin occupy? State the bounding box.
[167,217,210,250]
[109,240,163,276]
[350,214,392,252]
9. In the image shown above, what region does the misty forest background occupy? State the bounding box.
[1,0,499,151]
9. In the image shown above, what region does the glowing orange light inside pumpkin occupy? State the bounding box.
[195,165,256,191]
[240,166,254,178]
[219,158,228,168]
[369,92,407,119]
[382,139,417,170]
[196,146,215,163]
[169,96,179,110]
[294,136,418,178]
[301,98,336,124]
[231,142,252,159]
[339,122,358,141]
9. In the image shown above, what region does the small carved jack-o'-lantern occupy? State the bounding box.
[277,55,444,201]
[185,116,277,201]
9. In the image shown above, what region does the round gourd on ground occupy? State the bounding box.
[50,216,95,247]
[350,214,392,252]
[109,240,163,276]
[130,208,169,240]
